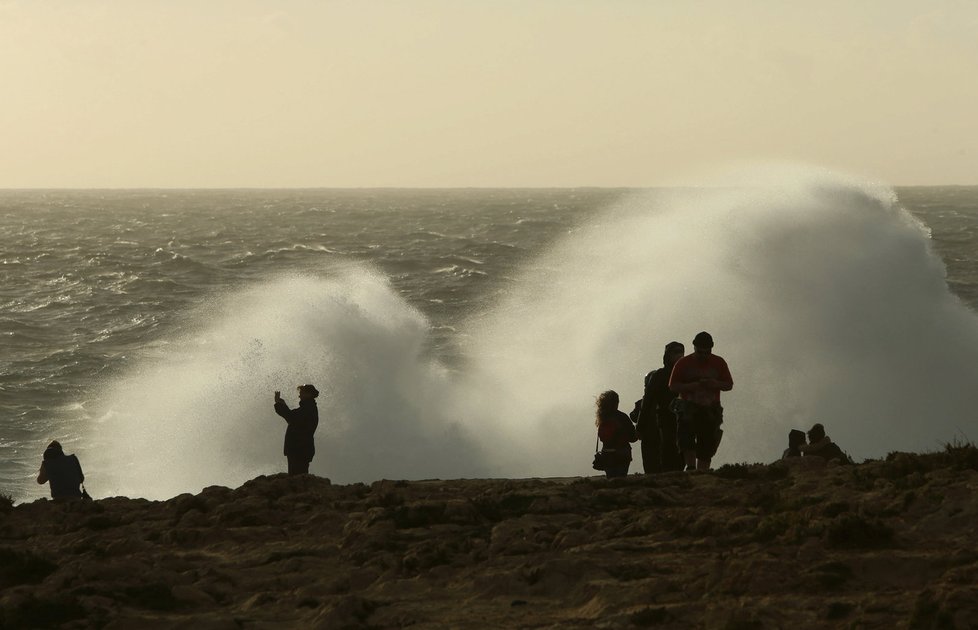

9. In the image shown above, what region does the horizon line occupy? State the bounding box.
[3,183,978,192]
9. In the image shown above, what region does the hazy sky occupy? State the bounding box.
[2,1,976,187]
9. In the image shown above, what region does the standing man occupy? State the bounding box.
[669,332,733,471]
[636,341,686,473]
[273,384,320,475]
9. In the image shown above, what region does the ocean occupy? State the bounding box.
[4,172,978,501]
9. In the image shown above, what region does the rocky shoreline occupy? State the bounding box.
[2,446,977,629]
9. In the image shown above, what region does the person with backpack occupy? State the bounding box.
[595,390,637,478]
[36,440,86,502]
[273,384,320,475]
[668,331,734,471]
[636,341,686,473]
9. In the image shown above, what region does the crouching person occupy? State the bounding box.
[782,429,807,459]
[37,441,85,502]
[800,423,850,465]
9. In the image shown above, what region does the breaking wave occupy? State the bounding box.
[87,167,978,498]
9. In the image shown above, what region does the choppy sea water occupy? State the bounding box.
[3,179,978,500]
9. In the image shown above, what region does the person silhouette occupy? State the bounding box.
[273,384,320,475]
[782,429,806,459]
[800,423,850,464]
[36,441,85,502]
[668,331,734,471]
[637,341,686,473]
[595,390,637,478]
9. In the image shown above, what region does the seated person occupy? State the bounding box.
[799,423,850,464]
[37,441,85,502]
[781,429,806,459]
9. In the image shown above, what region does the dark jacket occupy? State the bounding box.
[42,452,85,500]
[637,365,679,438]
[598,410,638,461]
[274,399,319,460]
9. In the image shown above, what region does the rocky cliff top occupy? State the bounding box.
[2,446,977,629]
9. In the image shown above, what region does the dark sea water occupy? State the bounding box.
[3,179,978,500]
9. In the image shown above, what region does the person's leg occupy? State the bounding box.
[287,456,310,475]
[693,406,720,471]
[644,418,661,473]
[677,413,696,471]
[659,417,682,472]
[640,437,658,474]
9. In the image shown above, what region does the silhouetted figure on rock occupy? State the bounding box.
[274,384,320,475]
[637,341,686,473]
[669,331,733,471]
[36,440,85,502]
[800,423,850,465]
[595,390,637,478]
[782,429,807,459]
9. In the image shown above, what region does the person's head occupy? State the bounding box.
[297,384,320,400]
[663,341,685,366]
[807,423,826,443]
[788,429,806,448]
[595,390,620,425]
[692,331,714,358]
[43,440,64,460]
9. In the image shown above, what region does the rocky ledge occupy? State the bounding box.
[2,446,978,629]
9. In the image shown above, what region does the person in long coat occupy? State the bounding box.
[274,384,320,475]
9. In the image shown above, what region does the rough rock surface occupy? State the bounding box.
[2,446,978,629]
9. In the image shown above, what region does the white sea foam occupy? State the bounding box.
[86,269,502,499]
[465,165,978,475]
[85,167,978,499]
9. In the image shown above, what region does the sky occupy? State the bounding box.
[1,0,976,188]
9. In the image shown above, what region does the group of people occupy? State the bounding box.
[781,423,850,464]
[35,337,848,500]
[593,330,850,478]
[595,331,733,478]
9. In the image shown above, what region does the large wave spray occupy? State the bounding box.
[87,168,978,498]
[466,166,978,474]
[87,270,512,498]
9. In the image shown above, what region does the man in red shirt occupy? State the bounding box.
[668,331,733,471]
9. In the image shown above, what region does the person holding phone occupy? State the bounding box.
[668,332,733,472]
[273,384,320,475]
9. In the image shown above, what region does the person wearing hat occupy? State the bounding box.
[636,341,686,473]
[36,440,86,502]
[273,384,320,475]
[668,331,733,471]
